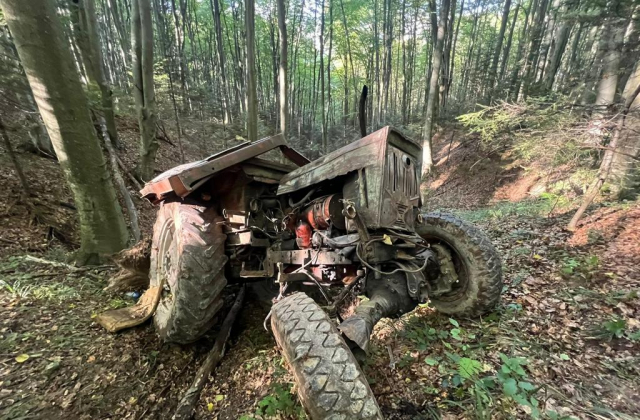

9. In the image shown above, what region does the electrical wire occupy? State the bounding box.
[355,241,429,275]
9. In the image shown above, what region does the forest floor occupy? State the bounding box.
[1,120,639,420]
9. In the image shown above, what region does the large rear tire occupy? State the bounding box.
[271,293,383,420]
[149,201,228,344]
[417,211,502,316]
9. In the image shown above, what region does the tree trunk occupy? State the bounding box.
[319,0,328,152]
[522,0,549,98]
[131,0,158,181]
[210,0,232,124]
[542,0,574,92]
[422,0,450,175]
[1,0,128,261]
[594,17,625,115]
[276,0,288,137]
[80,0,120,147]
[507,0,532,100]
[499,0,520,84]
[245,0,258,141]
[609,60,640,199]
[487,0,512,101]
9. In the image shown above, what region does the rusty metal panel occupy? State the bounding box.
[140,134,309,202]
[277,127,392,195]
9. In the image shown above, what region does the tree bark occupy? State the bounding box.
[499,0,520,84]
[422,0,450,175]
[245,0,258,141]
[487,0,512,101]
[319,0,328,152]
[75,0,121,147]
[594,16,625,115]
[610,59,640,199]
[1,0,128,262]
[542,0,574,92]
[100,116,141,242]
[131,0,158,181]
[210,0,232,123]
[276,0,288,138]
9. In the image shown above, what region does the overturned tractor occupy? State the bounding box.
[133,127,502,419]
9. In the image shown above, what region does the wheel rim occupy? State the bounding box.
[421,235,471,302]
[154,218,177,327]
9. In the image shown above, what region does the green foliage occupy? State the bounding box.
[590,318,627,341]
[254,383,305,419]
[455,197,561,222]
[559,254,599,280]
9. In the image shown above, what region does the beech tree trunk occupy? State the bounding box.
[245,0,258,141]
[487,0,511,101]
[276,0,288,137]
[594,18,624,114]
[131,0,158,181]
[610,59,640,199]
[1,0,128,262]
[422,0,450,175]
[71,0,120,147]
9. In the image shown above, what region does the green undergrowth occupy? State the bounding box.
[457,96,596,168]
[451,195,570,223]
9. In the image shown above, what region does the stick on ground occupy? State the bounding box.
[172,285,246,420]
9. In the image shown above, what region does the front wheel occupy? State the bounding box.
[149,201,228,344]
[271,293,383,420]
[417,211,502,316]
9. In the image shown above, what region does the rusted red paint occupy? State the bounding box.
[140,134,308,202]
[295,220,313,248]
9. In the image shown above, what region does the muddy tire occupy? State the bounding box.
[150,201,227,344]
[271,293,383,420]
[417,211,502,316]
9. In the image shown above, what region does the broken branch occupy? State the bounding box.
[172,286,246,420]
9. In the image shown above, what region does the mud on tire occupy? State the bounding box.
[271,293,383,420]
[150,201,227,344]
[417,211,502,316]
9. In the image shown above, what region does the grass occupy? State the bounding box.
[453,198,559,223]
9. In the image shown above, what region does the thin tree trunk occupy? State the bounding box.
[487,0,512,101]
[132,0,158,181]
[84,0,120,147]
[319,0,327,152]
[100,116,141,242]
[422,0,450,175]
[542,0,574,91]
[499,0,520,84]
[246,0,258,141]
[0,116,30,194]
[276,0,288,137]
[594,15,625,116]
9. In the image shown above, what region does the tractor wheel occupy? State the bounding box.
[271,293,383,420]
[149,201,227,344]
[417,212,502,316]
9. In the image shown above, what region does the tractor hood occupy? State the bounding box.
[277,126,421,196]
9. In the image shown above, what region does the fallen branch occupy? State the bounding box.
[99,116,141,241]
[116,155,143,190]
[156,120,176,146]
[22,255,112,278]
[172,286,246,420]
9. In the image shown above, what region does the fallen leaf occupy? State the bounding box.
[15,354,29,363]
